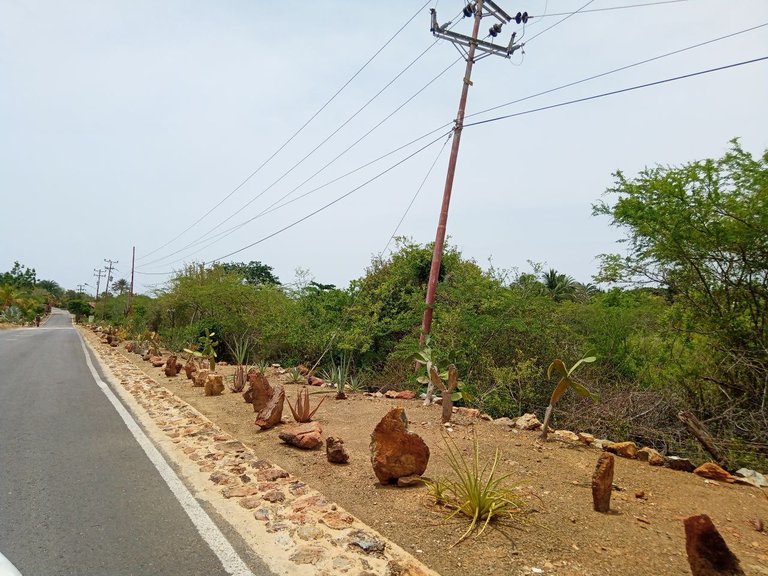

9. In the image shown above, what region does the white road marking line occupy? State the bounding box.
[75,331,256,576]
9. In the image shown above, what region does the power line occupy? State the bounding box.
[141,36,454,269]
[467,21,768,121]
[464,55,768,129]
[136,130,451,275]
[534,0,688,18]
[138,23,768,273]
[137,22,767,273]
[139,58,464,269]
[525,0,596,44]
[211,56,768,267]
[206,131,450,264]
[381,134,452,256]
[134,55,767,278]
[135,121,455,272]
[138,0,433,262]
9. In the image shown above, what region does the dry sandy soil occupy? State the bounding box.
[116,348,768,576]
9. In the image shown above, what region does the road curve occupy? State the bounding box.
[0,309,271,576]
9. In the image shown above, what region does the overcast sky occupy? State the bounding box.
[2,0,767,295]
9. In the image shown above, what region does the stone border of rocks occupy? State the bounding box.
[494,413,767,488]
[79,327,439,576]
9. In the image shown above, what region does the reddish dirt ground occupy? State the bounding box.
[117,348,768,576]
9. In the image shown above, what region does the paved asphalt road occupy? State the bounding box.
[0,310,271,576]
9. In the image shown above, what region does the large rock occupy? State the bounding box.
[734,468,768,488]
[254,382,285,430]
[515,413,542,431]
[694,462,736,483]
[667,456,696,472]
[638,446,666,466]
[249,372,272,412]
[684,514,744,576]
[149,355,165,368]
[554,430,580,442]
[164,355,181,377]
[326,436,349,464]
[204,373,225,396]
[193,368,209,388]
[279,422,323,450]
[592,452,615,513]
[307,376,325,387]
[370,407,430,485]
[603,441,638,459]
[493,417,516,428]
[184,358,198,380]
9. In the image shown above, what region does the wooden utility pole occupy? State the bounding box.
[102,259,118,319]
[420,1,524,343]
[127,246,135,316]
[93,268,104,302]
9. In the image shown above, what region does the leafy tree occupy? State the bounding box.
[542,269,577,302]
[111,278,130,295]
[219,261,280,286]
[593,140,768,422]
[37,279,63,300]
[67,299,92,322]
[0,261,37,288]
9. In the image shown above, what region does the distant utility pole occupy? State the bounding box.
[102,259,118,318]
[77,284,86,296]
[127,246,135,316]
[103,259,118,297]
[421,0,525,344]
[93,268,104,301]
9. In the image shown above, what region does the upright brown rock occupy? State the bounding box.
[254,382,285,430]
[184,358,198,380]
[164,355,181,377]
[326,437,349,464]
[684,514,744,576]
[204,373,224,396]
[592,452,615,513]
[248,372,271,412]
[370,407,430,485]
[193,368,209,388]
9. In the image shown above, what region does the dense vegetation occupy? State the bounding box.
[5,141,766,469]
[0,262,58,323]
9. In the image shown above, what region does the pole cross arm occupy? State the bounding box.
[430,9,523,59]
[432,27,522,58]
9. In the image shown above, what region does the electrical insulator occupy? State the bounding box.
[515,11,529,24]
[489,23,503,37]
[463,4,475,17]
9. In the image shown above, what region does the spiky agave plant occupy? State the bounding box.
[286,387,326,423]
[424,432,523,546]
[540,355,598,440]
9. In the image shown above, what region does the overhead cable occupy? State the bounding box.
[464,55,768,129]
[138,0,433,262]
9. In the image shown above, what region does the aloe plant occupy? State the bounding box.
[288,366,304,383]
[286,387,326,423]
[540,355,598,440]
[227,334,251,393]
[323,353,352,399]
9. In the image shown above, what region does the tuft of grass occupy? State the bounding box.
[424,432,523,546]
[288,367,304,383]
